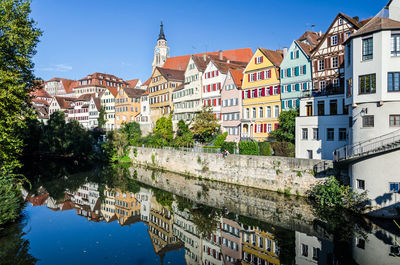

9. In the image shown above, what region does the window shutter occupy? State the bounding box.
[260,124,264,133]
[219,98,221,105]
[291,52,294,59]
[248,90,251,98]
[288,69,291,77]
[248,74,250,82]
[304,82,308,90]
[208,85,211,92]
[254,125,257,133]
[216,71,219,76]
[314,60,318,72]
[278,85,281,94]
[203,86,205,93]
[327,36,331,47]
[261,56,263,63]
[255,57,257,64]
[268,69,272,78]
[261,71,265,80]
[254,89,258,98]
[296,84,300,91]
[296,50,300,58]
[296,99,300,108]
[242,91,245,99]
[303,65,307,74]
[264,124,267,132]
[289,100,293,108]
[269,86,273,95]
[274,123,279,130]
[295,67,299,76]
[208,99,211,106]
[288,84,292,92]
[261,87,265,97]
[282,101,285,109]
[281,69,284,78]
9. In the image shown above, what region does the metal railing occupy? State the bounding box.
[333,128,400,162]
[137,145,222,154]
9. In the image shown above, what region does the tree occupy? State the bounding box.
[192,107,220,143]
[269,109,298,144]
[153,116,173,145]
[0,0,42,175]
[121,121,142,145]
[97,106,107,129]
[174,120,193,147]
[176,120,189,137]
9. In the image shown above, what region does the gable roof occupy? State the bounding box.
[258,48,284,66]
[173,83,185,92]
[295,40,314,57]
[156,67,185,81]
[126,79,140,88]
[162,48,253,71]
[54,96,77,109]
[311,12,364,57]
[229,69,244,89]
[297,31,322,46]
[46,78,77,94]
[347,16,400,40]
[123,87,145,98]
[210,59,247,74]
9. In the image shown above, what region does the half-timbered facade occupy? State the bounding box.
[311,13,364,96]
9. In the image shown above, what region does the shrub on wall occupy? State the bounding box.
[214,132,228,147]
[271,142,295,157]
[221,142,236,154]
[239,141,259,155]
[259,142,273,156]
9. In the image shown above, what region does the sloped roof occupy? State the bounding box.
[173,83,185,92]
[295,40,314,57]
[46,78,77,94]
[142,77,151,86]
[54,96,77,109]
[229,69,244,89]
[258,48,284,66]
[211,59,247,74]
[340,12,364,28]
[191,55,212,72]
[126,79,140,88]
[77,93,96,101]
[32,88,52,98]
[162,48,253,71]
[123,87,145,98]
[297,31,322,46]
[349,16,400,39]
[93,97,101,110]
[156,67,185,81]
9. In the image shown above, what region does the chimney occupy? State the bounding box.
[203,54,207,61]
[353,16,359,22]
[319,30,322,36]
[218,50,223,60]
[283,47,288,56]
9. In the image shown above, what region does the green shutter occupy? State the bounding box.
[288,84,292,92]
[303,65,307,74]
[295,84,300,91]
[288,100,293,108]
[282,101,285,110]
[295,67,299,76]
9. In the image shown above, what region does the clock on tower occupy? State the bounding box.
[152,22,170,72]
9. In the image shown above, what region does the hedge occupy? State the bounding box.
[259,142,273,156]
[271,142,295,157]
[221,141,236,154]
[239,141,259,155]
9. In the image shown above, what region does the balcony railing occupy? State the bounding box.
[333,128,400,162]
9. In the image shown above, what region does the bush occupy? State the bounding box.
[259,142,273,156]
[239,141,259,155]
[310,176,368,212]
[214,132,228,147]
[0,177,24,226]
[271,142,295,157]
[221,142,236,154]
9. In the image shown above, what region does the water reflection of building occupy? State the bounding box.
[172,203,202,265]
[137,187,153,223]
[202,227,223,265]
[148,196,183,264]
[101,189,116,222]
[221,217,242,265]
[295,231,334,265]
[69,183,103,222]
[115,189,141,226]
[242,226,280,265]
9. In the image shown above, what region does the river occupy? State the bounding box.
[0,160,399,265]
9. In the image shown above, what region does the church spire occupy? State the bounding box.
[158,21,166,41]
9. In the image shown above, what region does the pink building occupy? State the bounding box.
[220,217,242,265]
[221,69,244,143]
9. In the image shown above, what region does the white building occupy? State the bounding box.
[44,78,76,97]
[295,232,334,265]
[295,94,349,160]
[100,87,117,131]
[88,96,101,130]
[336,0,400,215]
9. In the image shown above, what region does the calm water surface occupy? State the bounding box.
[0,161,399,265]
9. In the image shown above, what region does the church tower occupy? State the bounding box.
[152,22,170,72]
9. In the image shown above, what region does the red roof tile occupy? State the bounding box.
[126,79,140,88]
[258,48,284,66]
[229,69,244,89]
[156,67,185,81]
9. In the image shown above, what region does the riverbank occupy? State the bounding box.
[129,146,334,196]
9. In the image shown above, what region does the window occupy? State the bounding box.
[331,35,338,46]
[274,105,280,118]
[306,103,313,116]
[317,101,325,116]
[388,72,400,92]
[390,182,400,193]
[390,115,400,127]
[256,56,263,64]
[339,18,343,25]
[329,100,337,115]
[302,244,308,257]
[246,108,250,119]
[258,89,262,97]
[359,74,376,94]
[307,150,313,159]
[252,108,256,118]
[266,106,271,118]
[362,115,374,127]
[356,238,365,249]
[391,34,400,56]
[333,79,339,88]
[302,128,308,140]
[339,128,347,141]
[267,123,272,133]
[362,38,373,60]
[346,78,353,98]
[313,128,319,140]
[357,179,365,190]
[273,86,279,95]
[318,59,325,71]
[320,81,326,90]
[327,128,334,141]
[313,248,320,261]
[332,56,338,68]
[259,107,263,118]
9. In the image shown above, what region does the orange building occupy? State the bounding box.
[115,86,145,129]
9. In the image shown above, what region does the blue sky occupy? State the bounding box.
[31,0,386,82]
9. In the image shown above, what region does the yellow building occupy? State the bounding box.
[241,48,283,141]
[114,189,141,226]
[242,228,280,265]
[115,87,144,129]
[148,67,184,122]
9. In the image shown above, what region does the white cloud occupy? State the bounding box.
[40,64,72,72]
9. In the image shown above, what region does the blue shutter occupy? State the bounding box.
[296,50,300,58]
[288,69,291,77]
[304,82,307,90]
[296,99,300,108]
[290,52,294,59]
[282,101,285,110]
[288,100,293,108]
[288,84,292,92]
[303,65,307,74]
[295,67,299,76]
[281,69,284,78]
[295,84,300,91]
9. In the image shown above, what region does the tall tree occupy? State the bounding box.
[97,106,107,129]
[192,106,220,143]
[0,0,42,175]
[269,109,298,144]
[153,116,173,144]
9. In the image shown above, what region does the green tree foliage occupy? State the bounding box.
[221,142,236,154]
[310,176,368,212]
[102,130,129,162]
[0,0,42,175]
[0,176,24,226]
[269,109,298,144]
[192,107,220,143]
[214,132,227,147]
[153,116,173,145]
[259,142,273,156]
[271,142,295,157]
[174,120,193,147]
[191,205,220,237]
[97,106,107,129]
[121,121,142,145]
[239,141,259,155]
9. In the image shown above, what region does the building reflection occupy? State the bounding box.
[24,182,400,265]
